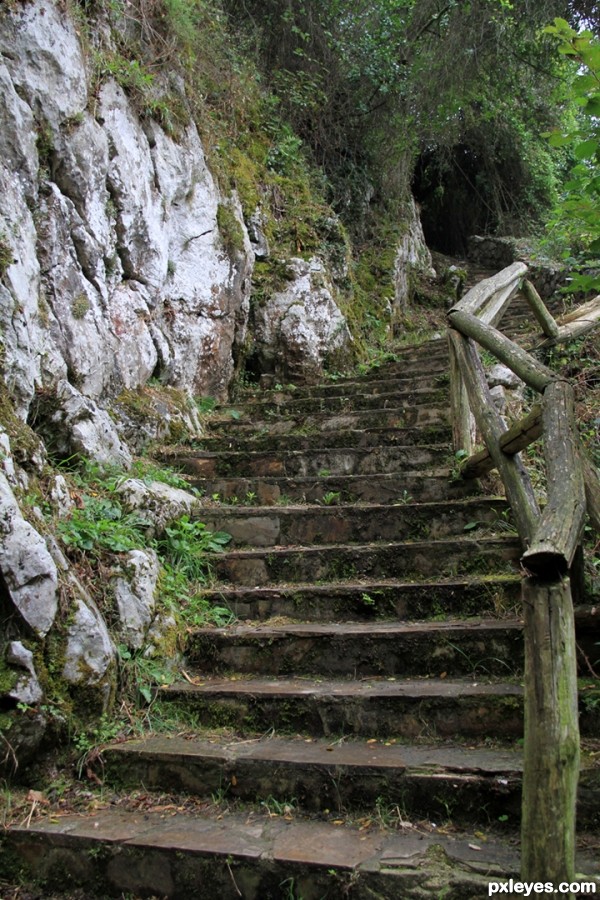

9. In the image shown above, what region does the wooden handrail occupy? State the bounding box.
[447,261,596,572]
[445,260,598,885]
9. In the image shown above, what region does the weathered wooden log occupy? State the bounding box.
[522,382,586,577]
[451,261,527,325]
[448,309,556,394]
[449,331,539,544]
[522,280,560,339]
[461,405,542,479]
[537,295,600,348]
[582,450,600,534]
[448,334,473,455]
[521,576,580,884]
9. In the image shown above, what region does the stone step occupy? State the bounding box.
[161,675,525,739]
[171,443,452,480]
[198,498,511,547]
[238,370,449,402]
[211,536,521,586]
[5,807,543,900]
[194,470,477,505]
[205,402,450,435]
[224,385,448,418]
[101,735,600,829]
[186,423,453,453]
[186,618,524,678]
[198,576,523,622]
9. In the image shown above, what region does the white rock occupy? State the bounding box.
[490,384,507,414]
[112,549,160,650]
[487,364,522,390]
[50,381,132,468]
[253,257,352,382]
[0,1,87,128]
[6,641,43,705]
[0,470,58,636]
[49,474,73,518]
[117,479,201,532]
[63,585,115,689]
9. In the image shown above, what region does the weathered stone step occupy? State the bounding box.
[194,470,477,505]
[185,423,453,453]
[206,402,449,435]
[225,385,448,417]
[177,443,452,480]
[5,807,543,900]
[198,498,510,547]
[211,536,521,585]
[101,735,600,829]
[161,675,524,739]
[187,618,523,678]
[198,576,523,622]
[239,370,448,403]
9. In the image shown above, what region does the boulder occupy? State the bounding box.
[112,549,160,650]
[6,641,43,706]
[117,479,201,532]
[252,257,352,382]
[62,582,116,711]
[0,470,58,637]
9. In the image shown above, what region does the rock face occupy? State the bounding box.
[0,0,253,440]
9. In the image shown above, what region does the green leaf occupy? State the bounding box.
[573,140,599,160]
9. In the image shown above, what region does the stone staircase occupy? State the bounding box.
[4,335,600,898]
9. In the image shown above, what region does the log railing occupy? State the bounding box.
[446,263,600,886]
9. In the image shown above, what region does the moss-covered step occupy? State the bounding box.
[210,536,521,585]
[190,470,479,505]
[224,385,449,418]
[204,402,450,435]
[186,618,524,679]
[238,370,449,403]
[3,808,542,900]
[160,676,525,739]
[100,735,600,829]
[196,575,523,622]
[169,443,452,480]
[196,498,511,547]
[182,423,453,453]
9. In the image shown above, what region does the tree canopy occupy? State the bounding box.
[222,0,599,253]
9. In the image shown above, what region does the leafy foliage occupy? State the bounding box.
[57,458,232,631]
[543,18,600,292]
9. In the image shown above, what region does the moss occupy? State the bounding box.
[0,234,14,277]
[0,383,46,467]
[71,294,90,319]
[0,655,19,696]
[216,202,245,256]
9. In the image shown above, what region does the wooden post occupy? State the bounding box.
[522,382,586,577]
[448,333,472,455]
[448,331,539,544]
[522,280,560,339]
[521,575,580,885]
